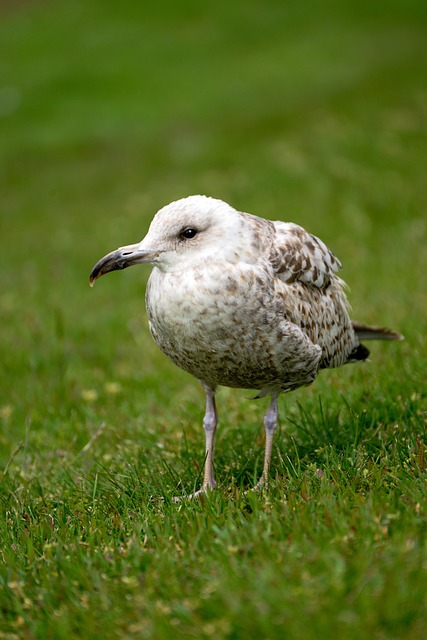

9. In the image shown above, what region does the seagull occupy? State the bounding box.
[90,195,402,497]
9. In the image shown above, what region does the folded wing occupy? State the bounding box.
[270,221,341,288]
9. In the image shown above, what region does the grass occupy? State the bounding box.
[1,0,426,637]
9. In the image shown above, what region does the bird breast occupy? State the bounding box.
[146,261,273,348]
[144,262,321,391]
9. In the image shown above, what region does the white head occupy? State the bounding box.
[90,195,258,282]
[140,195,250,271]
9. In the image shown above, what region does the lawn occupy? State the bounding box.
[0,0,426,638]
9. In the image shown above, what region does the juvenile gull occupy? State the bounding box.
[90,195,402,496]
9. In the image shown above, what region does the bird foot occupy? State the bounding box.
[245,476,269,495]
[173,481,216,502]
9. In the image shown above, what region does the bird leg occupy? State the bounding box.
[200,384,218,492]
[253,393,279,492]
[182,384,217,500]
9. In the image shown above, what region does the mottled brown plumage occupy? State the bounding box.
[90,195,402,496]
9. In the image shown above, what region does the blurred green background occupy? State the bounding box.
[0,1,426,637]
[1,0,426,431]
[1,0,427,489]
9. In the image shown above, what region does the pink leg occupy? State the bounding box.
[253,393,279,492]
[200,384,217,492]
[175,384,217,501]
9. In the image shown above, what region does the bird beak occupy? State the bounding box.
[89,243,159,286]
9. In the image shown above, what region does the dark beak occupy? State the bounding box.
[89,243,159,286]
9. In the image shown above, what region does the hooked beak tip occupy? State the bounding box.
[89,244,159,287]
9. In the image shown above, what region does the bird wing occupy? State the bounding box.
[270,221,342,288]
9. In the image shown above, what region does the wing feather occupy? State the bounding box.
[270,221,341,288]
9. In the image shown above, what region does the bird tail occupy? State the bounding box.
[352,321,404,341]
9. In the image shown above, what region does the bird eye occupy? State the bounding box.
[181,228,198,239]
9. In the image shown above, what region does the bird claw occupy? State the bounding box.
[173,482,216,502]
[244,476,269,496]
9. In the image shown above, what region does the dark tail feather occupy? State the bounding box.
[352,321,404,341]
[348,342,370,362]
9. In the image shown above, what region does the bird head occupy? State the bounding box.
[89,195,256,285]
